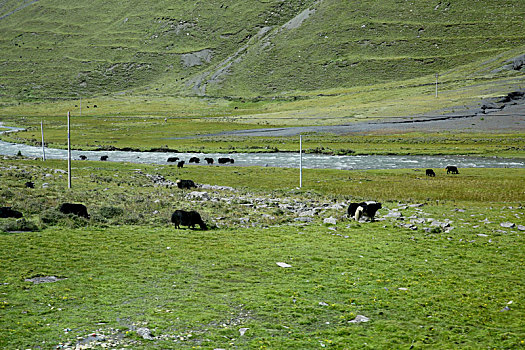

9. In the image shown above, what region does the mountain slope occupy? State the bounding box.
[0,0,524,102]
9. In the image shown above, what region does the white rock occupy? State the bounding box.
[323,217,337,225]
[136,328,154,340]
[188,191,210,200]
[276,262,292,268]
[500,222,515,228]
[348,315,369,323]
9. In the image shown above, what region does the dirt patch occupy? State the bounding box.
[208,92,525,137]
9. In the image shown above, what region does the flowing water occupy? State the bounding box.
[1,124,523,170]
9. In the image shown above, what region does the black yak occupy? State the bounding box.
[348,202,382,222]
[59,203,89,219]
[426,169,436,177]
[0,207,23,218]
[171,210,207,230]
[218,157,234,164]
[445,166,459,174]
[176,179,196,189]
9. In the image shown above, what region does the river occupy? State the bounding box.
[1,123,523,170]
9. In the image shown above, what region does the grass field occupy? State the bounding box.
[1,0,525,347]
[1,115,524,158]
[1,157,524,349]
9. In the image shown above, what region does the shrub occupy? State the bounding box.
[0,218,39,232]
[98,206,124,219]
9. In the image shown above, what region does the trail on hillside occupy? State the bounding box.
[0,0,39,21]
[188,0,322,95]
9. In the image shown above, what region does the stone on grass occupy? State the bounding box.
[188,191,210,200]
[500,222,515,228]
[276,262,292,268]
[136,328,154,340]
[323,217,337,225]
[25,276,66,284]
[348,315,370,323]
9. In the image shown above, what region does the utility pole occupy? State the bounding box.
[435,73,439,98]
[67,111,71,189]
[80,97,82,116]
[299,135,303,188]
[40,120,46,161]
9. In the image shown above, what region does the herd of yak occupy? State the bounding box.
[1,164,460,230]
[79,154,235,168]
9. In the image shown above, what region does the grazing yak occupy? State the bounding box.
[100,155,109,161]
[218,157,234,164]
[177,161,185,168]
[204,157,214,164]
[348,202,382,222]
[189,157,200,163]
[167,157,179,163]
[79,155,88,160]
[59,203,90,219]
[176,179,196,189]
[446,166,459,174]
[171,210,207,230]
[25,181,34,188]
[0,207,23,218]
[426,169,436,177]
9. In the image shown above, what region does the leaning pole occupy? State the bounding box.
[40,120,46,161]
[299,135,303,188]
[67,111,71,189]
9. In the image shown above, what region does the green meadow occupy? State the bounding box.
[1,0,525,348]
[1,115,524,158]
[1,158,524,349]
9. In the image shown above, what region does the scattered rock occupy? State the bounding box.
[348,315,370,323]
[323,217,337,225]
[294,217,313,222]
[25,276,66,284]
[276,262,292,268]
[500,222,515,228]
[383,210,403,219]
[188,191,210,200]
[136,327,154,340]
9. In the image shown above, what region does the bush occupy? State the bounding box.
[98,206,124,219]
[39,208,89,228]
[39,208,66,226]
[0,218,39,232]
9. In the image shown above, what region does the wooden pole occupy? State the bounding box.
[67,111,71,189]
[299,135,303,188]
[40,120,46,161]
[435,73,439,98]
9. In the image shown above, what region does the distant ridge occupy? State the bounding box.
[0,0,523,101]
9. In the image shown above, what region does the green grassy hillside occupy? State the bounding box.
[1,0,524,103]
